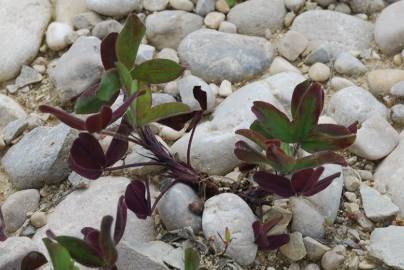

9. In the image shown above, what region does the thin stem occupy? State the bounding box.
[187,113,202,167]
[99,130,140,145]
[151,180,178,213]
[105,162,164,171]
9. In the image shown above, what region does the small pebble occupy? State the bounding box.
[204,12,226,29]
[393,54,402,66]
[218,21,237,33]
[284,12,296,27]
[46,22,73,51]
[30,211,47,228]
[169,0,194,11]
[309,63,331,82]
[218,80,232,97]
[216,0,230,13]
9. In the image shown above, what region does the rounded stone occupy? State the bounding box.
[204,12,226,29]
[30,212,47,228]
[46,22,74,51]
[86,0,142,16]
[169,0,194,11]
[309,63,331,82]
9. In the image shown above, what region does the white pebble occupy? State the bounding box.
[169,0,194,11]
[218,80,232,97]
[46,22,73,51]
[30,211,47,228]
[218,21,237,33]
[204,12,226,29]
[309,63,331,82]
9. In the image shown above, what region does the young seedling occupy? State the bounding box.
[217,227,234,255]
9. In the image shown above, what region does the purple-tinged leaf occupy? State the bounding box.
[234,141,269,166]
[253,171,295,198]
[236,129,269,149]
[85,106,113,133]
[110,90,144,123]
[157,111,196,131]
[56,236,104,267]
[252,219,290,250]
[21,251,48,270]
[193,86,207,111]
[263,234,290,250]
[114,196,127,245]
[82,227,101,255]
[101,33,118,70]
[295,167,324,195]
[125,181,151,219]
[290,168,315,194]
[265,143,295,173]
[99,216,118,266]
[131,59,185,84]
[105,121,132,167]
[39,105,86,130]
[293,151,347,172]
[348,121,359,133]
[0,208,6,241]
[291,80,312,117]
[303,172,341,197]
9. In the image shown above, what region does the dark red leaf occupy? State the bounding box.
[291,168,315,194]
[39,105,86,131]
[125,181,151,219]
[101,33,118,70]
[114,196,127,245]
[21,251,48,270]
[110,90,144,123]
[299,167,324,195]
[263,234,290,250]
[0,208,6,241]
[265,143,295,173]
[291,80,312,117]
[234,141,269,166]
[105,121,131,167]
[347,121,359,133]
[85,106,113,133]
[303,172,341,197]
[252,219,290,250]
[158,111,196,131]
[193,86,207,111]
[253,171,295,198]
[236,129,269,149]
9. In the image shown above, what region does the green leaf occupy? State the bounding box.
[131,59,184,84]
[55,236,104,268]
[236,129,269,149]
[43,238,77,270]
[225,0,237,7]
[184,247,200,270]
[99,216,118,267]
[234,141,270,166]
[96,69,121,102]
[116,62,133,93]
[135,88,152,126]
[292,151,347,172]
[139,102,191,127]
[116,14,145,69]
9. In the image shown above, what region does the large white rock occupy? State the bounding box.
[360,184,399,222]
[375,132,404,217]
[0,0,51,82]
[86,0,142,16]
[375,0,404,55]
[227,0,286,36]
[326,86,389,126]
[291,10,373,58]
[349,115,399,160]
[202,193,257,266]
[369,226,404,269]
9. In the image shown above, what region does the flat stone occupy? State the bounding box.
[369,226,404,269]
[227,0,286,36]
[278,31,309,62]
[326,86,389,126]
[143,0,169,11]
[349,115,399,160]
[0,95,27,130]
[146,11,203,50]
[0,237,41,270]
[280,232,307,261]
[269,57,302,75]
[375,1,404,55]
[329,77,355,91]
[135,44,156,65]
[195,0,215,16]
[71,12,102,29]
[2,124,77,189]
[202,193,257,266]
[368,69,404,96]
[0,0,51,82]
[49,36,103,103]
[291,10,373,58]
[360,184,399,222]
[2,118,29,144]
[92,20,123,39]
[391,104,404,126]
[15,66,43,89]
[321,246,345,270]
[334,52,366,77]
[178,29,275,82]
[391,81,404,97]
[303,237,330,261]
[86,0,142,16]
[349,0,385,14]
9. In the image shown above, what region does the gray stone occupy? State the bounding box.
[86,0,142,16]
[49,37,103,103]
[195,0,216,16]
[374,133,404,217]
[334,52,366,77]
[143,0,169,11]
[291,165,343,238]
[304,46,333,65]
[92,20,123,39]
[280,232,307,261]
[391,104,404,125]
[218,21,237,33]
[170,0,194,11]
[375,1,404,55]
[227,0,286,36]
[2,118,29,144]
[178,29,275,82]
[349,0,385,14]
[71,11,102,29]
[2,124,77,189]
[15,66,43,89]
[178,75,215,111]
[0,95,27,130]
[391,81,404,97]
[278,31,309,62]
[291,10,373,58]
[349,115,399,160]
[369,226,404,269]
[33,177,155,249]
[158,183,202,232]
[202,193,257,266]
[0,237,41,270]
[321,246,345,270]
[360,184,399,221]
[0,0,51,82]
[368,69,404,96]
[1,190,40,233]
[303,237,330,261]
[326,86,389,126]
[146,11,203,50]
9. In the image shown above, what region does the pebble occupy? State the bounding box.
[326,86,389,126]
[278,31,309,61]
[0,0,51,82]
[0,237,41,270]
[143,0,169,11]
[71,12,102,29]
[196,0,216,16]
[227,0,286,36]
[156,48,180,63]
[217,80,232,97]
[304,264,320,270]
[164,81,179,95]
[349,115,399,160]
[158,183,201,232]
[216,0,230,13]
[178,75,216,111]
[284,12,296,27]
[291,10,373,58]
[86,0,142,16]
[2,118,29,144]
[159,126,184,141]
[264,206,292,235]
[375,1,404,55]
[202,193,257,266]
[0,95,27,130]
[218,21,237,33]
[2,124,77,189]
[204,12,225,29]
[280,232,307,261]
[369,226,404,269]
[92,20,123,39]
[309,63,331,82]
[48,36,103,103]
[334,52,366,76]
[304,46,332,65]
[30,211,47,228]
[285,0,305,12]
[343,168,361,192]
[169,0,194,11]
[390,80,404,97]
[146,11,203,50]
[350,0,384,14]
[391,104,404,125]
[1,190,40,233]
[178,29,274,82]
[335,2,351,14]
[368,69,404,96]
[269,57,301,75]
[303,237,330,261]
[394,54,403,66]
[329,77,355,91]
[344,192,357,202]
[14,65,43,89]
[360,184,399,222]
[321,246,346,270]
